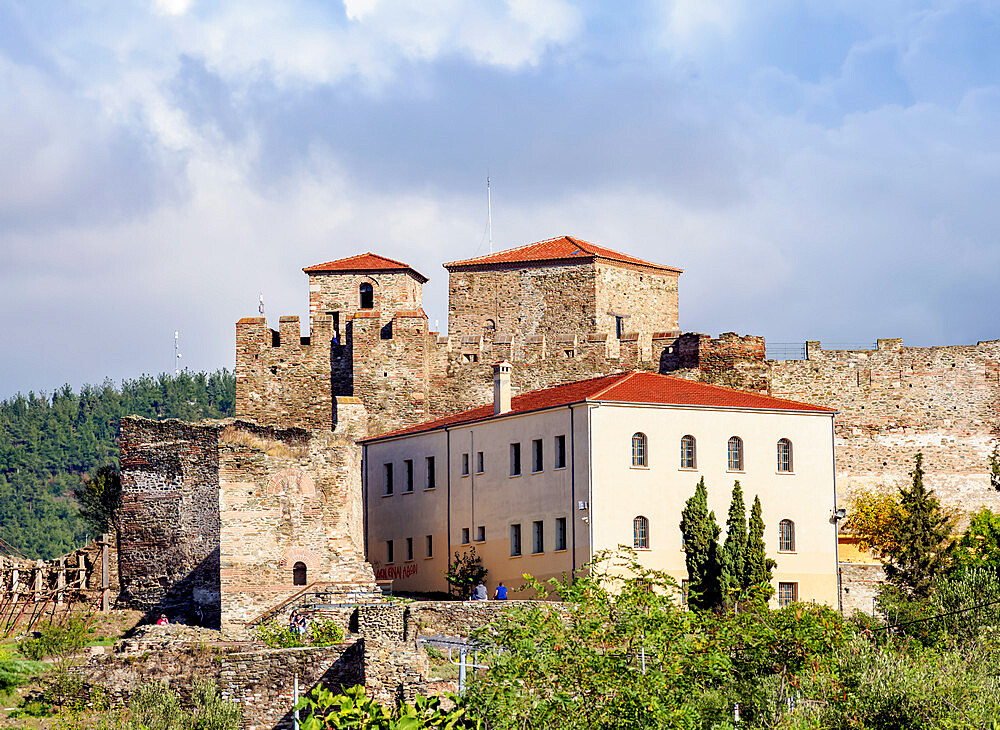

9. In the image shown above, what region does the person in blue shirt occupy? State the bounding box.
[494,582,507,600]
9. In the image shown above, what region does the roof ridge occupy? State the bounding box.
[618,370,834,411]
[587,370,638,400]
[443,236,570,267]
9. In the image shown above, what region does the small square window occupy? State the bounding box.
[461,528,470,545]
[555,517,567,551]
[475,525,485,542]
[532,520,544,554]
[476,451,484,474]
[462,453,470,476]
[778,582,798,607]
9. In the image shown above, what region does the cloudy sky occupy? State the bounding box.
[2,0,998,398]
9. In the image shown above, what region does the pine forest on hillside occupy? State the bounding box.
[0,370,235,560]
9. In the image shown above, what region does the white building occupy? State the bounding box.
[360,364,839,607]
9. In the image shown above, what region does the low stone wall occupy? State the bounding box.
[404,600,564,640]
[840,563,884,617]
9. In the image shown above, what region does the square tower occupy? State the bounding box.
[444,236,682,339]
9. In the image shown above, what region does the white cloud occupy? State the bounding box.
[153,0,194,17]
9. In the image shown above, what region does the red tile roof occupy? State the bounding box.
[443,236,682,274]
[303,253,428,283]
[362,371,834,442]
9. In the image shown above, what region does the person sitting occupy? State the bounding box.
[472,581,488,601]
[494,582,508,600]
[155,614,169,626]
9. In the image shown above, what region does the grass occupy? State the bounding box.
[219,426,308,458]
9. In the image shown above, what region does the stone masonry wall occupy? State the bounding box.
[118,418,221,625]
[593,261,680,344]
[118,414,378,633]
[218,415,378,636]
[769,339,1000,519]
[447,261,598,337]
[308,270,424,334]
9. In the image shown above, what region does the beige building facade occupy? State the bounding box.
[362,367,839,608]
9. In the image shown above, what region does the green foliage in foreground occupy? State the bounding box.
[0,649,45,694]
[297,684,480,729]
[253,617,345,649]
[17,617,90,661]
[0,369,235,559]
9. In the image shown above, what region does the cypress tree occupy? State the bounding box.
[680,477,722,609]
[744,495,776,599]
[720,481,748,608]
[886,452,955,596]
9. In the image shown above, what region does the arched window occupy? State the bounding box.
[777,438,793,472]
[727,436,744,471]
[631,432,648,467]
[483,318,496,332]
[633,516,649,549]
[680,435,696,469]
[779,520,795,552]
[292,561,307,586]
[359,283,374,309]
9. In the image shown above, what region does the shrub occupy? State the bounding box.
[17,617,90,661]
[253,618,304,649]
[310,618,345,646]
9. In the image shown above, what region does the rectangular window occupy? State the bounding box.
[532,439,543,472]
[510,524,522,556]
[383,463,393,495]
[555,517,567,551]
[425,456,436,489]
[476,451,484,474]
[475,526,485,542]
[615,315,624,339]
[426,535,433,558]
[386,540,394,564]
[510,443,521,476]
[406,537,413,561]
[461,528,470,545]
[404,460,413,492]
[778,582,799,607]
[532,520,544,554]
[555,435,566,469]
[461,453,470,476]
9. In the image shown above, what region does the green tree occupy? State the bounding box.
[74,465,121,538]
[444,547,488,598]
[885,452,955,596]
[956,508,1000,570]
[743,495,775,599]
[719,480,748,608]
[679,477,721,610]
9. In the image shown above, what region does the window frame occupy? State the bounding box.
[426,534,433,558]
[359,282,375,310]
[633,515,650,550]
[383,463,394,496]
[405,537,414,562]
[386,540,394,564]
[510,443,522,477]
[476,451,484,474]
[461,527,470,545]
[532,520,544,554]
[778,581,798,607]
[425,456,436,490]
[555,517,567,551]
[680,435,697,470]
[532,439,543,473]
[475,525,485,543]
[510,523,522,557]
[554,434,567,469]
[727,436,744,472]
[778,519,796,552]
[404,459,414,492]
[292,561,307,586]
[631,432,648,468]
[777,438,793,473]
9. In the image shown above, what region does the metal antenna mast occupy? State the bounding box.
[174,331,182,374]
[487,176,493,254]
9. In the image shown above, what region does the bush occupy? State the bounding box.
[0,649,44,694]
[310,618,345,646]
[17,617,90,661]
[253,616,345,648]
[112,679,241,730]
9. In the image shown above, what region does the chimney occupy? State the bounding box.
[493,361,512,415]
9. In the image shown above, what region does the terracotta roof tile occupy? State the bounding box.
[443,236,682,274]
[303,253,428,282]
[362,371,833,442]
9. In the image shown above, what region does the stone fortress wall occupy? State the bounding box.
[118,410,379,631]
